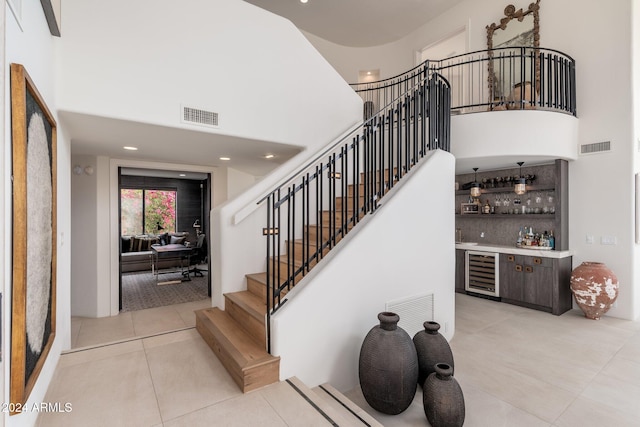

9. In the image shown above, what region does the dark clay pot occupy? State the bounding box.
[413,321,454,386]
[358,312,418,415]
[423,363,465,427]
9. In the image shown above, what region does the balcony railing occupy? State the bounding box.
[351,47,576,117]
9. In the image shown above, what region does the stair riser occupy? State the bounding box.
[243,363,281,393]
[225,296,266,345]
[288,240,330,263]
[247,276,268,300]
[273,260,315,281]
[335,196,365,210]
[320,210,364,224]
[247,275,292,302]
[347,183,391,198]
[305,226,349,243]
[195,310,280,393]
[359,167,399,183]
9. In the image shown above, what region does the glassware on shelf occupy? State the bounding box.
[547,192,554,204]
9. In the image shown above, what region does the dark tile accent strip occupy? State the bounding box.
[285,379,338,426]
[318,385,372,427]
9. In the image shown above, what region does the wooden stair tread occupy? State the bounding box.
[226,290,266,319]
[246,272,267,285]
[196,308,275,368]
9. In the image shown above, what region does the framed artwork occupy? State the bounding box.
[10,63,57,412]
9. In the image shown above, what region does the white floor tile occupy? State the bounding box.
[42,293,640,426]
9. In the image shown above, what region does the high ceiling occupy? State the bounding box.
[244,0,465,47]
[69,1,465,177]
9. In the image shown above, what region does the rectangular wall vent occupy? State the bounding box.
[386,293,434,338]
[580,141,611,155]
[182,106,218,127]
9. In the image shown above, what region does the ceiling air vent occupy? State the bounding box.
[181,105,219,127]
[580,141,611,155]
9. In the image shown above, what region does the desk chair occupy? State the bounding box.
[184,234,207,278]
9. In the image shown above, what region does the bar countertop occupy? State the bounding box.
[455,242,573,259]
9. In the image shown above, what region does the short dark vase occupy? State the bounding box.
[423,363,465,427]
[413,321,454,386]
[359,312,418,415]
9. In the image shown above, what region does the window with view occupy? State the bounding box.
[120,189,177,235]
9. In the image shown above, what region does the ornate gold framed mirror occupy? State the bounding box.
[486,1,541,109]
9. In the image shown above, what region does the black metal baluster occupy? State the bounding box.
[317,163,322,260]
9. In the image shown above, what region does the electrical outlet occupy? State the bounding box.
[601,236,617,245]
[586,235,594,244]
[480,232,485,238]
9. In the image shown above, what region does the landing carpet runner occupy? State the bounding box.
[121,269,209,312]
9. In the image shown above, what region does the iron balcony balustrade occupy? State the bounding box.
[351,47,576,117]
[258,69,450,352]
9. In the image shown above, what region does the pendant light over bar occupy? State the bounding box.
[515,162,527,195]
[470,168,481,198]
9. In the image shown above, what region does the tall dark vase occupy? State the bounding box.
[423,363,465,427]
[413,321,454,386]
[359,312,418,415]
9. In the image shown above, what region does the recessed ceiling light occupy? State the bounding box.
[123,146,138,151]
[300,0,308,3]
[219,157,230,161]
[264,154,275,159]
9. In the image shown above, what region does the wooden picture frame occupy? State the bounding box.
[10,63,57,413]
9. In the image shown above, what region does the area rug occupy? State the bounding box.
[121,269,209,312]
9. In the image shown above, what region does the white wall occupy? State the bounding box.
[57,0,362,151]
[226,167,257,200]
[305,0,639,320]
[211,121,363,311]
[634,0,640,319]
[58,0,363,317]
[70,155,99,317]
[272,150,456,392]
[4,1,71,426]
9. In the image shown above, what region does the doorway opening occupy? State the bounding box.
[117,168,212,313]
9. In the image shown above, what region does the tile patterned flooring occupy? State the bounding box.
[40,294,640,426]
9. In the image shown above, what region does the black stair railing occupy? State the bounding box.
[352,47,576,117]
[259,70,450,352]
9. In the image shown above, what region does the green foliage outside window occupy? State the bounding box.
[121,189,176,235]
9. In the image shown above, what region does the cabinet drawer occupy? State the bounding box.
[525,256,552,268]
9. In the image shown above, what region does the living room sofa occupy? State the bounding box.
[120,232,189,273]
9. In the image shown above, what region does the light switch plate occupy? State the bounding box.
[601,236,617,245]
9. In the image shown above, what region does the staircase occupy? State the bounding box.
[195,177,385,392]
[195,283,279,393]
[196,70,451,393]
